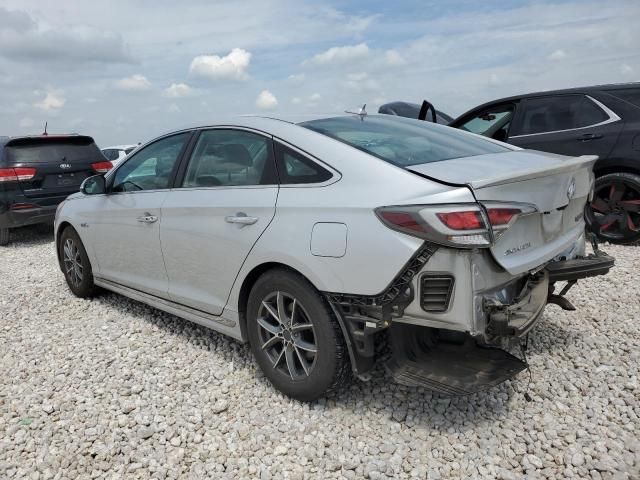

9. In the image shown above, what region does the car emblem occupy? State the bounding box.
[567,178,576,199]
[60,163,71,169]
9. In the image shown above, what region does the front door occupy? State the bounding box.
[508,94,623,159]
[160,128,279,315]
[87,132,191,296]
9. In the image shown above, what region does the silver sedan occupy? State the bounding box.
[54,114,614,400]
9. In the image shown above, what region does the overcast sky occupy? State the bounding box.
[0,0,638,147]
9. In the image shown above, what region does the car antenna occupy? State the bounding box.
[43,121,48,136]
[345,104,367,121]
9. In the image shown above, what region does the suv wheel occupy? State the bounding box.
[59,227,98,298]
[246,269,351,401]
[0,228,9,246]
[592,172,640,245]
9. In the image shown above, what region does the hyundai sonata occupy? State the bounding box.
[54,114,614,400]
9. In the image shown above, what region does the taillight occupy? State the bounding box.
[91,161,113,173]
[0,167,37,182]
[376,203,531,248]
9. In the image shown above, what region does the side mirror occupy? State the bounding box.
[80,175,106,195]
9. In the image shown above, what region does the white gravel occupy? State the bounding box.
[1,225,639,479]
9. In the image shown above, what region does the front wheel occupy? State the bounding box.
[59,227,98,298]
[246,269,351,401]
[591,172,640,245]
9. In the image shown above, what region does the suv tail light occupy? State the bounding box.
[376,204,532,248]
[91,161,113,173]
[0,167,37,183]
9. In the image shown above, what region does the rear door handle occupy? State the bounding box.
[137,212,158,223]
[578,133,603,141]
[225,212,258,225]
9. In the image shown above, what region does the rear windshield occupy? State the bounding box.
[300,116,510,167]
[6,136,103,164]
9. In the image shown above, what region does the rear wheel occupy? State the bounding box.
[591,172,640,245]
[59,227,98,297]
[246,269,351,401]
[0,228,9,246]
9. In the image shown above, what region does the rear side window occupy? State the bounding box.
[275,143,332,184]
[516,95,608,135]
[182,129,277,187]
[6,136,103,164]
[607,88,640,107]
[301,116,510,167]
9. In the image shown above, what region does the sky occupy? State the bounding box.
[0,0,638,147]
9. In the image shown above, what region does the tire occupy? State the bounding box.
[59,227,98,298]
[592,172,640,245]
[246,269,351,401]
[0,228,9,246]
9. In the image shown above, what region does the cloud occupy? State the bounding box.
[189,48,251,81]
[168,103,180,113]
[345,72,380,91]
[256,90,278,109]
[305,43,369,66]
[309,93,321,101]
[549,49,567,60]
[0,7,132,65]
[385,50,406,66]
[291,97,302,105]
[19,117,33,128]
[33,89,65,112]
[287,73,306,84]
[621,64,633,75]
[114,74,151,91]
[163,83,193,98]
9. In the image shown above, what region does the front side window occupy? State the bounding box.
[301,116,510,168]
[182,129,276,187]
[112,133,189,192]
[458,104,514,141]
[516,95,608,135]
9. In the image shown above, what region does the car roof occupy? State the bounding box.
[461,82,640,112]
[101,144,138,150]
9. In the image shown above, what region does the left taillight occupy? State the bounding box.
[376,203,530,248]
[0,167,37,182]
[91,161,113,174]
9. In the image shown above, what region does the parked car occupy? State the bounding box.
[101,144,138,168]
[0,134,112,245]
[380,83,640,244]
[54,115,613,400]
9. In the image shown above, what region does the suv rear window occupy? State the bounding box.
[5,136,103,164]
[607,88,640,108]
[300,116,510,167]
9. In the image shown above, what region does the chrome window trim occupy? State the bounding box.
[509,95,621,139]
[273,138,342,188]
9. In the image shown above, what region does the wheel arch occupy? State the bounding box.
[55,221,74,264]
[593,162,640,178]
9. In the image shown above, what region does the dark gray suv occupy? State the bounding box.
[0,134,111,245]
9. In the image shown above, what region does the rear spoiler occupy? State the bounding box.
[6,135,95,147]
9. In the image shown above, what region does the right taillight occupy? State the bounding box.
[376,203,531,248]
[0,167,37,183]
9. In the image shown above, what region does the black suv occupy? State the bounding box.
[0,135,111,245]
[380,83,640,244]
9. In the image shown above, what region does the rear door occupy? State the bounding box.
[5,136,107,204]
[160,128,279,315]
[508,94,623,159]
[83,132,192,296]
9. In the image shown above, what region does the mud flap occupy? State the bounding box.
[386,324,526,396]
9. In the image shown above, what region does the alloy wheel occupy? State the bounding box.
[591,180,640,241]
[63,238,83,287]
[256,291,317,380]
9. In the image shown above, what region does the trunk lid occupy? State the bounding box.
[5,135,105,199]
[407,150,597,274]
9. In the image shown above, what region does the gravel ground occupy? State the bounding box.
[0,225,638,480]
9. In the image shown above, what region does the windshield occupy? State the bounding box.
[300,115,510,167]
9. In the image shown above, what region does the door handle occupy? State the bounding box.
[137,212,158,223]
[225,212,258,225]
[578,133,603,141]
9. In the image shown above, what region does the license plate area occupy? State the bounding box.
[44,172,88,188]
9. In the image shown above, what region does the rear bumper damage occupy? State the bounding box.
[326,240,615,395]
